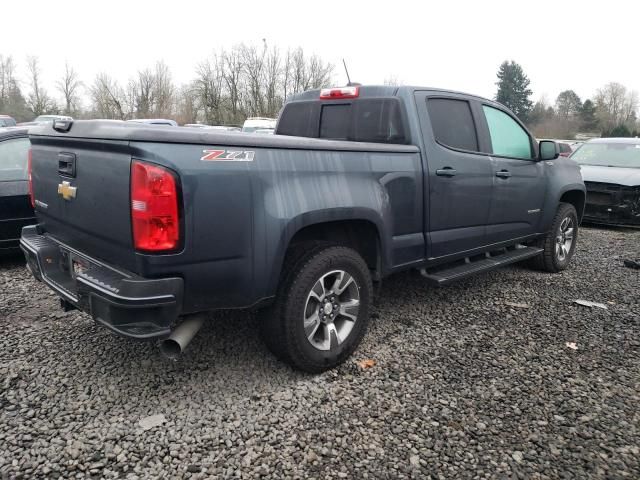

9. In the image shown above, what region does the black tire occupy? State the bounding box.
[529,202,578,273]
[261,245,373,373]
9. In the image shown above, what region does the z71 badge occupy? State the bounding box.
[200,149,255,162]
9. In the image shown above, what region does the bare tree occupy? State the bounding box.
[222,46,245,122]
[0,55,29,121]
[307,54,333,89]
[594,82,638,129]
[133,68,155,118]
[194,55,225,124]
[152,61,174,118]
[26,56,57,116]
[262,47,282,117]
[383,75,402,86]
[90,73,127,119]
[175,83,198,125]
[241,42,267,116]
[56,62,82,115]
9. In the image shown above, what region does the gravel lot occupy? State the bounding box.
[1,227,639,479]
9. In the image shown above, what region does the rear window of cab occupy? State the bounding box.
[277,98,409,144]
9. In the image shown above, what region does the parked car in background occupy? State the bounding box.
[127,119,178,126]
[184,124,242,132]
[558,142,573,157]
[0,127,35,254]
[0,115,17,127]
[207,125,242,132]
[242,117,276,133]
[33,115,73,124]
[571,138,640,227]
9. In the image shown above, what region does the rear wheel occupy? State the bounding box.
[261,245,373,373]
[530,202,578,272]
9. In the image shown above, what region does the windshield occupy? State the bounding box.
[571,142,640,168]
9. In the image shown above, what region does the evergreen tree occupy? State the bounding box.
[606,124,632,137]
[495,60,533,122]
[579,99,599,132]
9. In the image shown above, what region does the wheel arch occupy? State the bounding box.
[266,209,388,297]
[559,188,586,222]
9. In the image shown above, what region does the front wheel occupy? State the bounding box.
[530,202,579,272]
[261,245,373,373]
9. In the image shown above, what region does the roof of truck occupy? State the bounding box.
[288,85,494,104]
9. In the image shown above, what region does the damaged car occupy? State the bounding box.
[571,138,640,227]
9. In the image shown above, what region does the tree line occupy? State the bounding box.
[496,60,640,138]
[0,43,334,124]
[3,50,639,139]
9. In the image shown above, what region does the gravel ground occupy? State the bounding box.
[1,227,639,479]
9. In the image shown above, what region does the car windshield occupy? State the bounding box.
[571,142,640,168]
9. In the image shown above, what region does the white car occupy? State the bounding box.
[33,114,73,124]
[242,117,276,133]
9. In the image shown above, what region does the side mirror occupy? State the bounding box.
[539,140,560,161]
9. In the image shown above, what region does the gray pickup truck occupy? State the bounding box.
[21,85,585,372]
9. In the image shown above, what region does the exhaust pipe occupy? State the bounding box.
[159,313,206,359]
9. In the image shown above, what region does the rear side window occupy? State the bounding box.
[352,99,407,144]
[276,101,319,138]
[427,98,478,152]
[482,105,533,159]
[277,98,408,144]
[0,137,30,182]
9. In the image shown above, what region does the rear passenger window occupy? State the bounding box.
[276,101,319,138]
[482,105,533,159]
[427,98,478,152]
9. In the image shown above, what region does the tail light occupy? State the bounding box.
[131,160,180,252]
[28,148,34,208]
[320,86,359,100]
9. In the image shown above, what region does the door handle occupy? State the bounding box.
[436,167,457,177]
[58,153,76,177]
[495,170,512,178]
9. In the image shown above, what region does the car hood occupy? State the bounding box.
[579,165,640,187]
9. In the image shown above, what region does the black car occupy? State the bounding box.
[0,127,35,254]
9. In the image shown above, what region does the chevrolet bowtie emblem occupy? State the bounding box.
[57,181,77,200]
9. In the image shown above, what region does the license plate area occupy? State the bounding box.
[58,248,92,281]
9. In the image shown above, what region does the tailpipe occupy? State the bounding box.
[159,313,206,359]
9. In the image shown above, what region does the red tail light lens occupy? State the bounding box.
[131,160,180,252]
[320,86,359,100]
[28,148,34,208]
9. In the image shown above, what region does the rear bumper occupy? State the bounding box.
[20,225,183,339]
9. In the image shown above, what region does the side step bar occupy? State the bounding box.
[420,246,543,286]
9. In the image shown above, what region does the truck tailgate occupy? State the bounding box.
[30,136,138,271]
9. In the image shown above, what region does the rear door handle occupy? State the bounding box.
[436,167,457,177]
[495,170,512,178]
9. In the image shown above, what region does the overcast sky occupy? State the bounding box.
[3,0,639,106]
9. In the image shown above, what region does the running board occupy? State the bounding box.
[420,246,543,286]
